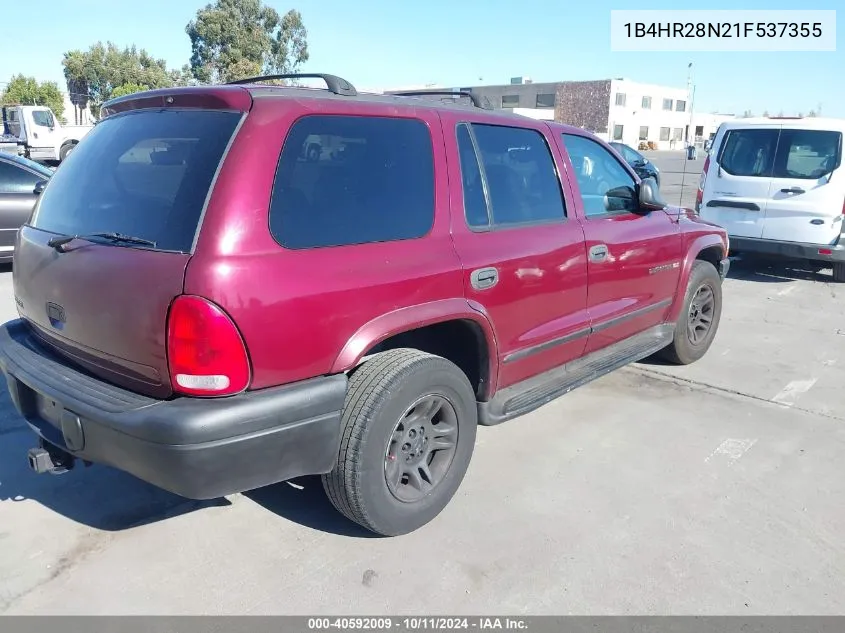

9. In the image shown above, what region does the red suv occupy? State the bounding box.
[0,74,729,536]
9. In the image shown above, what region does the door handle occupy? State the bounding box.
[780,187,805,194]
[470,267,498,290]
[589,244,609,263]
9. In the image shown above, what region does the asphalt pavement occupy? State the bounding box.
[1,152,844,614]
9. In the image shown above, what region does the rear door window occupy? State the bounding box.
[270,115,435,250]
[773,129,841,179]
[31,109,241,252]
[456,123,566,229]
[718,129,778,177]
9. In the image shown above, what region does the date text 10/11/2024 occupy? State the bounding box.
[307,618,529,630]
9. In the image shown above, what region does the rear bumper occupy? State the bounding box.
[729,236,845,263]
[0,319,347,499]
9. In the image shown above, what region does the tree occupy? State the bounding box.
[0,74,66,123]
[741,109,753,118]
[186,0,308,84]
[808,110,817,117]
[62,42,175,118]
[110,83,150,99]
[762,110,770,117]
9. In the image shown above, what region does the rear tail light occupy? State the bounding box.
[167,295,251,397]
[695,155,710,212]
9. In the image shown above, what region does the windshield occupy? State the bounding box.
[31,108,241,253]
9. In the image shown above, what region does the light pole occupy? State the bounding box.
[686,62,694,147]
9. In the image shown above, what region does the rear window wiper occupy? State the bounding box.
[47,232,157,251]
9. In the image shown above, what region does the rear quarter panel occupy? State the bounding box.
[184,97,495,390]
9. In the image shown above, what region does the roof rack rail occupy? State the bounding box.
[226,73,357,96]
[391,90,490,110]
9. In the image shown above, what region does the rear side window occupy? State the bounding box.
[718,129,778,177]
[270,115,434,249]
[773,129,841,179]
[32,109,240,252]
[456,122,565,229]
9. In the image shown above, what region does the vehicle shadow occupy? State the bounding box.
[0,389,229,531]
[245,477,379,539]
[726,254,833,284]
[1,384,372,537]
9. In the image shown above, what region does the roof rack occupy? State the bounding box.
[391,90,490,110]
[226,73,357,96]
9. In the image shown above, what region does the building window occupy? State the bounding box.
[615,93,627,107]
[613,125,624,141]
[662,98,673,110]
[535,93,556,108]
[673,128,684,141]
[638,126,649,140]
[641,96,652,109]
[659,127,670,141]
[695,125,704,136]
[676,100,686,112]
[501,95,519,108]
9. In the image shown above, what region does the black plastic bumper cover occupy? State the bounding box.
[718,257,730,281]
[729,236,845,263]
[0,319,348,499]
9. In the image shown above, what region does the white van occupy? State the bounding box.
[696,117,845,281]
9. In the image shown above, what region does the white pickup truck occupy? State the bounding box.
[1,105,93,163]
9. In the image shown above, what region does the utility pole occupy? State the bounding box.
[686,62,694,147]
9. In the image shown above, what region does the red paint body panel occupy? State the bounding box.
[100,85,254,118]
[184,97,467,390]
[13,226,189,398]
[439,111,590,391]
[668,215,729,322]
[11,85,729,406]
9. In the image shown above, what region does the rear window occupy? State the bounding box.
[269,115,434,249]
[718,128,778,177]
[718,127,842,180]
[773,129,841,179]
[32,109,240,253]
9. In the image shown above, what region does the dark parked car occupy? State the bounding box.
[0,75,728,536]
[609,142,660,187]
[0,153,52,261]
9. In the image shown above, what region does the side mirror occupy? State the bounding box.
[34,180,48,195]
[638,177,665,210]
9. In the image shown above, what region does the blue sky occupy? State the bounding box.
[3,0,843,116]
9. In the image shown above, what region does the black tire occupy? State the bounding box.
[322,348,478,536]
[59,142,75,161]
[833,262,845,283]
[657,260,723,365]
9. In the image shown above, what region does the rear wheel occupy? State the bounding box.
[833,262,845,283]
[657,260,723,365]
[322,349,478,536]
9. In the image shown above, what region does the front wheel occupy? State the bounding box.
[322,349,478,536]
[657,260,723,365]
